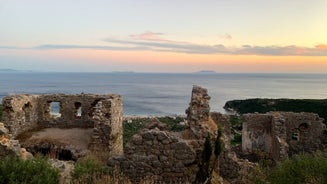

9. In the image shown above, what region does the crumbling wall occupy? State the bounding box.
[0,122,32,160]
[242,112,326,160]
[242,114,273,154]
[211,112,258,182]
[185,85,214,139]
[2,95,39,137]
[108,85,217,183]
[280,112,326,155]
[108,126,197,183]
[2,94,123,156]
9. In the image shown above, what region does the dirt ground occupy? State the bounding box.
[21,128,94,150]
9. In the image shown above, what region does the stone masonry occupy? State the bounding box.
[242,112,327,160]
[2,94,123,155]
[108,85,217,183]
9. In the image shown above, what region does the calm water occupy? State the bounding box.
[1,72,327,116]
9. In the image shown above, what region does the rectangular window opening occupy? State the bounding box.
[50,102,61,118]
[75,102,82,117]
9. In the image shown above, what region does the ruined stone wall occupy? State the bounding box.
[36,94,120,128]
[108,127,197,183]
[210,112,231,148]
[2,94,123,155]
[2,95,39,137]
[279,112,326,155]
[242,114,273,153]
[270,113,288,160]
[108,86,217,183]
[185,85,214,139]
[242,112,326,160]
[89,95,123,155]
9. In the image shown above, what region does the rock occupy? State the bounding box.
[0,123,8,135]
[20,148,33,160]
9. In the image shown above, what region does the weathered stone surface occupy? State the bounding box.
[109,128,197,183]
[0,122,32,160]
[242,112,327,160]
[0,123,9,135]
[108,86,218,183]
[49,159,74,184]
[2,93,123,159]
[185,85,216,140]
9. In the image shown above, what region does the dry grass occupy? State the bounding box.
[19,128,93,150]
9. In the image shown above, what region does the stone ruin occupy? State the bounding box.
[108,85,219,183]
[1,94,123,160]
[1,86,327,183]
[242,112,327,160]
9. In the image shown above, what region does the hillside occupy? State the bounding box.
[224,98,327,123]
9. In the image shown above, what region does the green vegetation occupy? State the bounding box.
[0,156,59,184]
[224,98,327,123]
[157,116,186,132]
[230,115,242,145]
[196,128,224,183]
[71,156,130,184]
[71,156,106,181]
[252,151,327,184]
[214,128,223,159]
[123,118,151,147]
[123,116,186,147]
[202,134,213,163]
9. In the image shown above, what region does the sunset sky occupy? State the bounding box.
[1,0,327,73]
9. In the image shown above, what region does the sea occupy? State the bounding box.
[1,72,327,116]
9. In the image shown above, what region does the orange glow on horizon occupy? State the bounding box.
[316,44,327,50]
[4,48,327,73]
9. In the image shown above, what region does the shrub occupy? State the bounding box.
[0,155,59,184]
[71,156,130,184]
[252,151,327,184]
[71,156,106,182]
[214,128,223,158]
[230,115,242,145]
[123,118,151,147]
[157,116,186,132]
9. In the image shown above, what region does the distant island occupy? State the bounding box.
[0,68,17,72]
[194,70,217,74]
[0,68,33,73]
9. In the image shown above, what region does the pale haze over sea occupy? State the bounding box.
[1,72,327,116]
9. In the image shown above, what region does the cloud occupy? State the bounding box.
[2,31,327,56]
[104,36,327,56]
[220,33,232,40]
[129,31,171,42]
[316,44,327,50]
[35,44,150,51]
[237,45,327,56]
[7,42,327,56]
[104,37,228,54]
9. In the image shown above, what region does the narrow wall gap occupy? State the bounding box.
[90,100,102,118]
[75,102,82,117]
[23,102,32,122]
[291,129,299,141]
